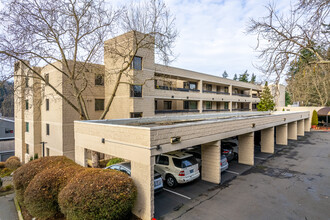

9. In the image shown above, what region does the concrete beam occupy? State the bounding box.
[238,132,254,166]
[276,124,288,145]
[304,118,311,132]
[288,121,297,140]
[201,140,221,184]
[131,157,154,220]
[297,120,304,136]
[261,127,274,154]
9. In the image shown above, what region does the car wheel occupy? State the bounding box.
[166,175,177,188]
[234,153,238,160]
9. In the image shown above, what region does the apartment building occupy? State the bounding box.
[15,31,265,163]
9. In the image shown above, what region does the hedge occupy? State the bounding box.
[13,156,76,206]
[24,164,84,219]
[5,156,21,170]
[59,169,137,220]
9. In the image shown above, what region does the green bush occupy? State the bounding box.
[311,110,318,126]
[24,164,84,219]
[34,153,38,160]
[0,162,5,168]
[59,169,137,220]
[0,184,13,192]
[5,156,21,170]
[106,158,124,167]
[13,156,76,206]
[0,168,13,178]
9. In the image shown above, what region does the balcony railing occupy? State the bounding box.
[233,93,251,97]
[155,109,200,114]
[155,86,200,92]
[232,108,250,111]
[252,94,259,98]
[203,90,230,95]
[202,109,230,112]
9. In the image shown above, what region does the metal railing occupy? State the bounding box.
[155,86,200,92]
[155,109,200,114]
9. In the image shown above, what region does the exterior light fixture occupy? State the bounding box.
[284,118,286,121]
[171,96,174,98]
[101,138,105,143]
[170,136,181,144]
[187,96,189,99]
[251,123,256,128]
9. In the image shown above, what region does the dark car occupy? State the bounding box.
[221,142,238,161]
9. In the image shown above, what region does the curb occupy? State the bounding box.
[14,197,24,220]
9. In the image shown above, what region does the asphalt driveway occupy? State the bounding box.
[162,131,330,220]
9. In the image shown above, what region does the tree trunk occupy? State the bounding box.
[91,150,100,168]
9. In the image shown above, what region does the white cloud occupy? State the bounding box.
[162,0,293,81]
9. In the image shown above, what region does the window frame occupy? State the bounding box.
[45,73,49,84]
[184,101,198,110]
[130,85,142,98]
[131,56,143,70]
[25,100,29,110]
[206,84,212,91]
[46,123,50,136]
[95,99,105,111]
[130,112,143,118]
[156,155,169,165]
[95,74,104,86]
[25,122,29,132]
[205,101,212,109]
[189,82,197,90]
[26,144,29,154]
[46,99,49,111]
[163,101,172,110]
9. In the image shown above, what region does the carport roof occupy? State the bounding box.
[79,111,307,129]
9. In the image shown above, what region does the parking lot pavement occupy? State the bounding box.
[0,193,18,220]
[163,131,330,220]
[154,178,217,218]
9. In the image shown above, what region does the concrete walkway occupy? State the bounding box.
[0,193,18,220]
[163,131,330,220]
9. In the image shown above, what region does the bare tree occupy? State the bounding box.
[0,0,177,167]
[247,0,330,100]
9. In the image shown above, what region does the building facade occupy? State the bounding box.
[14,31,275,163]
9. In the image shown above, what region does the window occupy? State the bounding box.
[130,85,142,97]
[206,84,212,91]
[46,124,50,135]
[217,86,221,92]
[224,102,229,109]
[25,77,29,87]
[95,99,104,111]
[184,101,198,110]
[205,101,212,109]
[189,82,197,90]
[46,148,50,156]
[5,128,13,134]
[156,155,169,165]
[26,144,29,154]
[25,122,29,132]
[131,56,142,70]
[25,100,29,110]
[173,156,198,168]
[46,99,49,111]
[45,74,49,84]
[95,74,104,86]
[164,101,172,110]
[224,87,229,93]
[155,100,158,110]
[130,112,143,118]
[183,82,189,89]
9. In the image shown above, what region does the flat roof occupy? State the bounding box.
[78,111,307,129]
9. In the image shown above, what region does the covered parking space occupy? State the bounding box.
[74,111,309,220]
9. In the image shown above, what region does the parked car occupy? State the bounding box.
[105,162,163,193]
[182,147,229,172]
[155,151,200,188]
[221,142,238,161]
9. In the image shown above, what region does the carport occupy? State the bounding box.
[74,111,309,220]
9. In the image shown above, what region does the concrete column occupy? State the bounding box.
[229,85,232,96]
[288,121,297,140]
[201,140,221,184]
[249,102,252,111]
[304,118,311,132]
[131,157,154,220]
[199,100,203,113]
[238,132,254,166]
[297,120,304,136]
[276,124,288,145]
[74,146,87,167]
[229,101,232,112]
[198,80,203,93]
[261,127,274,154]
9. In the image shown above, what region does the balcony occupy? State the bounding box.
[202,109,230,112]
[233,93,250,97]
[252,94,259,98]
[203,90,230,95]
[155,109,199,114]
[155,85,200,92]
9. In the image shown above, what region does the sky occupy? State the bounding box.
[159,0,291,82]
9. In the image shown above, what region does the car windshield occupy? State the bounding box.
[172,156,197,168]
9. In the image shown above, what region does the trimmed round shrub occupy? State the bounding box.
[59,169,137,220]
[0,162,5,168]
[13,156,76,206]
[24,164,84,219]
[5,156,21,170]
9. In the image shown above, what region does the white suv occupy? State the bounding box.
[155,151,200,188]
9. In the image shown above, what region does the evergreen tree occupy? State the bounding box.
[285,91,291,106]
[233,74,238,81]
[311,110,318,126]
[250,73,256,84]
[257,82,275,111]
[222,70,228,78]
[238,70,249,82]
